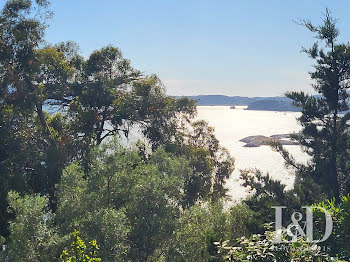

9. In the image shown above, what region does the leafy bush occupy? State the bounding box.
[60,230,101,262]
[313,195,350,260]
[4,192,64,262]
[216,229,333,262]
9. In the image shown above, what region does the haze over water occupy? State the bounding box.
[196,106,309,202]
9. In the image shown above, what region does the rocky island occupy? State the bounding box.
[239,134,298,147]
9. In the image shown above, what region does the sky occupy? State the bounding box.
[44,0,350,97]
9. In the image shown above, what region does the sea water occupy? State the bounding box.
[196,106,309,202]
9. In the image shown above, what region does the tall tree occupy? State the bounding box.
[169,120,235,206]
[287,10,350,199]
[0,0,57,237]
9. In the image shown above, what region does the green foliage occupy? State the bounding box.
[125,164,183,261]
[287,10,350,199]
[0,1,238,261]
[216,229,332,262]
[60,230,101,262]
[6,1,350,261]
[0,0,198,237]
[0,0,78,236]
[129,76,196,149]
[55,144,195,261]
[170,120,235,207]
[239,12,350,246]
[226,204,258,244]
[78,209,130,261]
[166,202,228,262]
[93,146,187,261]
[5,191,63,261]
[239,169,306,234]
[56,162,130,261]
[165,202,256,262]
[0,0,52,236]
[313,195,350,260]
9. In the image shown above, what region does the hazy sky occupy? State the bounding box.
[45,1,350,97]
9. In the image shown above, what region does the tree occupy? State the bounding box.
[169,120,235,207]
[128,76,196,149]
[287,10,350,199]
[55,163,130,262]
[0,0,53,237]
[67,46,141,150]
[0,0,197,237]
[66,52,196,169]
[239,169,304,234]
[5,191,63,262]
[236,12,350,239]
[240,12,350,233]
[55,144,190,261]
[0,0,79,236]
[166,202,229,262]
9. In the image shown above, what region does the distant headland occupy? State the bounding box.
[176,95,300,112]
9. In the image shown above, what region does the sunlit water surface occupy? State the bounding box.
[196,106,309,202]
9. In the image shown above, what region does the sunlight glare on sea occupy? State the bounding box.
[196,106,309,202]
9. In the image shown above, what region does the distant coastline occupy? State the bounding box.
[177,95,300,112]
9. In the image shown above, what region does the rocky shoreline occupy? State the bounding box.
[239,134,298,147]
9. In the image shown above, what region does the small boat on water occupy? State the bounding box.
[230,105,248,110]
